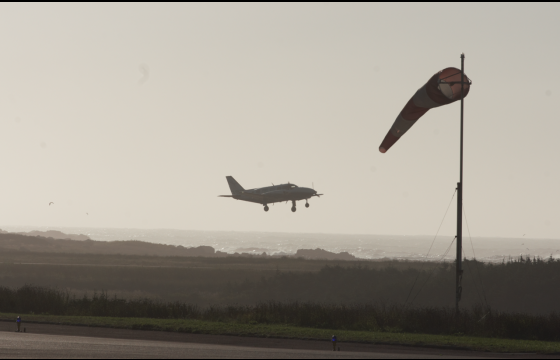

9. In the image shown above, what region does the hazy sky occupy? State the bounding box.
[0,3,558,239]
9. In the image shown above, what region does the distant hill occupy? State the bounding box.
[0,232,355,260]
[0,232,218,257]
[14,230,90,241]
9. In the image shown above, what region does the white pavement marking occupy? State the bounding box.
[0,331,495,359]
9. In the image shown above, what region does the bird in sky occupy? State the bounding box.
[49,202,54,206]
[138,64,149,85]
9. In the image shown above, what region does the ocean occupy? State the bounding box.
[1,226,559,262]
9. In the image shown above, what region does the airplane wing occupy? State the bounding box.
[239,192,267,202]
[219,191,267,203]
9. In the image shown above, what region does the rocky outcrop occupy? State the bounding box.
[293,248,356,261]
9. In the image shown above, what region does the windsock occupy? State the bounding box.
[379,67,471,153]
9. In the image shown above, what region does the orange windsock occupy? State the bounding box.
[379,67,471,153]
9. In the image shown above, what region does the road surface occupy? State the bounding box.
[0,331,496,359]
[0,322,555,359]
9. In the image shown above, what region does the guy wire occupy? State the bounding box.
[462,247,485,306]
[403,188,457,307]
[463,203,489,307]
[409,236,456,305]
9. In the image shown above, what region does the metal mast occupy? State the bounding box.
[456,53,465,313]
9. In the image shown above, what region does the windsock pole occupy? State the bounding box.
[379,55,472,311]
[456,53,465,313]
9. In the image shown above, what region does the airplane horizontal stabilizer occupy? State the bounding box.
[218,195,233,197]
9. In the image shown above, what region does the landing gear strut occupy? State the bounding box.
[263,205,269,212]
[291,201,296,212]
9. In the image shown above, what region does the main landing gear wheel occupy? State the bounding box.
[264,205,269,212]
[305,202,309,208]
[291,206,296,212]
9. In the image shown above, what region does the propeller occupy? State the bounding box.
[312,182,322,197]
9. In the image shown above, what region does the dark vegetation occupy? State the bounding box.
[2,233,559,344]
[2,285,560,342]
[0,250,559,315]
[0,252,427,303]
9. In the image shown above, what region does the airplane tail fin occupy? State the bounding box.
[226,176,244,195]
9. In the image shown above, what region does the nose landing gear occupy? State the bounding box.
[263,205,269,212]
[305,201,309,208]
[291,201,296,212]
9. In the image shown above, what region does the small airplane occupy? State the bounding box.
[219,176,322,212]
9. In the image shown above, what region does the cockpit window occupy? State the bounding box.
[289,184,298,188]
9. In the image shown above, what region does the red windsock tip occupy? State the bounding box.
[379,132,399,153]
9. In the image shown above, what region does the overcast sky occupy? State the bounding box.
[0,3,558,239]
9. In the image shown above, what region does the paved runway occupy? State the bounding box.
[0,331,494,359]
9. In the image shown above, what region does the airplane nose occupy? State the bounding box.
[298,187,316,195]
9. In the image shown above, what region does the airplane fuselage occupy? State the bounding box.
[219,176,322,212]
[233,185,316,204]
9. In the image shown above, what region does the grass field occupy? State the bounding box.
[1,312,559,354]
